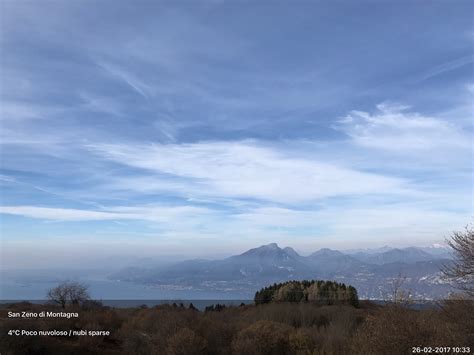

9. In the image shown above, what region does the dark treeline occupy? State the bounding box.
[254,280,359,307]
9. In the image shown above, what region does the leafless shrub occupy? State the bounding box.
[166,327,208,355]
[443,225,474,297]
[231,320,292,355]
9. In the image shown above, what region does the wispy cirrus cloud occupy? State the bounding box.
[86,140,411,204]
[1,0,473,264]
[418,54,474,82]
[0,206,125,221]
[97,62,154,99]
[337,103,471,152]
[0,101,59,121]
[0,205,214,223]
[0,101,471,256]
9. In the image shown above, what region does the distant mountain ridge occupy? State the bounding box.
[110,243,453,300]
[351,247,437,265]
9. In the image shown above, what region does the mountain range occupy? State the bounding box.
[110,243,454,300]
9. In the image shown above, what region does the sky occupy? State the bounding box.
[0,0,473,269]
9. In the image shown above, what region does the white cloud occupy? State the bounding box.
[418,54,474,81]
[0,206,123,221]
[87,141,410,204]
[0,205,213,222]
[0,101,60,121]
[97,61,153,99]
[338,103,471,152]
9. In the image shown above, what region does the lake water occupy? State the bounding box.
[0,269,253,305]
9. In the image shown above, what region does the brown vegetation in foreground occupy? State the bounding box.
[0,298,473,355]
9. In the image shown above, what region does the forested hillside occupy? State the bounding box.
[1,293,472,354]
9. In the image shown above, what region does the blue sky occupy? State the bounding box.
[1,0,473,268]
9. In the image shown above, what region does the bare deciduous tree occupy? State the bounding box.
[384,273,412,305]
[47,281,90,308]
[443,225,474,297]
[47,283,68,308]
